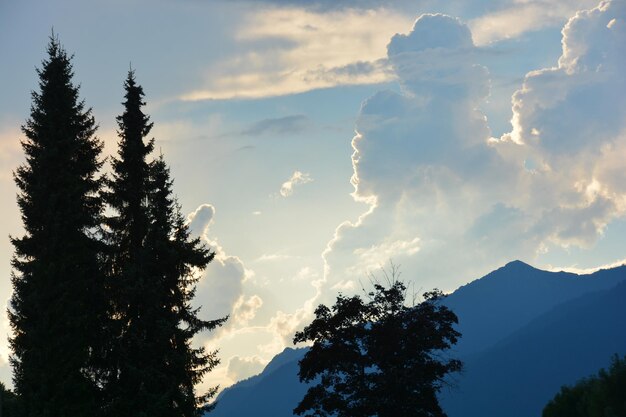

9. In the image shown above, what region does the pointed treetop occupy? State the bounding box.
[125,68,137,89]
[45,28,67,59]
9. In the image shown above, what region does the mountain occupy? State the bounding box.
[443,260,626,355]
[208,261,626,417]
[212,348,308,417]
[441,279,626,417]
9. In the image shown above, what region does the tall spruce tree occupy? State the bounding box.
[147,156,226,415]
[102,70,154,417]
[9,36,107,417]
[105,71,225,416]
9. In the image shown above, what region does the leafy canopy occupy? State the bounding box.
[543,354,626,417]
[293,271,462,417]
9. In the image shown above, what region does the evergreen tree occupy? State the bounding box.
[147,156,226,415]
[102,69,155,417]
[9,36,107,417]
[0,382,19,417]
[104,71,225,416]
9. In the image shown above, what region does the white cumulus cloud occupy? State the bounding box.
[320,1,626,301]
[226,355,267,382]
[187,204,251,323]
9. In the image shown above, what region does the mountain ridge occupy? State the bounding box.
[443,259,626,354]
[209,260,626,417]
[440,279,626,417]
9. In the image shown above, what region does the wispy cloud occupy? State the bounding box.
[256,253,294,262]
[469,0,599,45]
[280,170,313,197]
[179,7,410,101]
[240,115,310,136]
[546,258,626,275]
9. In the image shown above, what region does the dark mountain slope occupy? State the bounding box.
[441,279,626,417]
[212,348,308,417]
[444,260,626,355]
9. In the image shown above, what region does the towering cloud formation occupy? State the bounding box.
[323,14,503,290]
[352,14,492,203]
[502,0,626,247]
[187,204,251,322]
[323,1,626,296]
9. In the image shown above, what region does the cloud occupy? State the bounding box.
[350,14,492,205]
[256,253,293,262]
[186,204,317,387]
[187,203,216,237]
[187,204,251,322]
[353,237,421,270]
[257,266,322,355]
[318,1,626,301]
[180,7,411,100]
[240,115,310,136]
[545,257,626,274]
[502,0,626,198]
[226,355,266,381]
[179,1,602,102]
[389,14,474,53]
[293,266,318,281]
[469,0,600,45]
[280,170,313,197]
[232,295,264,327]
[262,307,312,354]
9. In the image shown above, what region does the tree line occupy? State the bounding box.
[542,354,626,417]
[7,35,226,417]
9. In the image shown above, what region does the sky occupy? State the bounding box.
[1,0,625,394]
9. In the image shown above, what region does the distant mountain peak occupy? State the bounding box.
[503,260,534,270]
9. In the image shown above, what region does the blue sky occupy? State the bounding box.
[1,0,625,392]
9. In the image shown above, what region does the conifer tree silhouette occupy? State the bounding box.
[104,71,225,416]
[9,35,108,417]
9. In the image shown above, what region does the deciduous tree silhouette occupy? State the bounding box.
[293,270,462,417]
